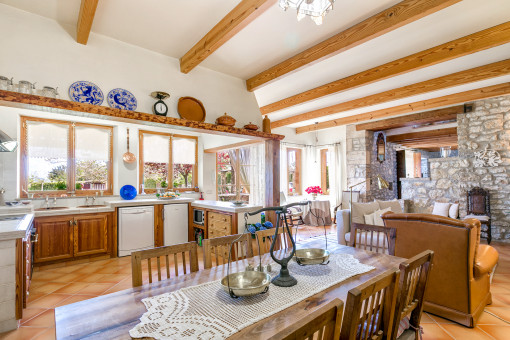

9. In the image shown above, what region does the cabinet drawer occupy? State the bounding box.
[207,212,231,238]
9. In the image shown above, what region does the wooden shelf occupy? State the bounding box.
[0,90,284,140]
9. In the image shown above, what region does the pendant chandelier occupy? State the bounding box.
[279,0,335,25]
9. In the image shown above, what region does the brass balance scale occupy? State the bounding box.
[221,201,330,298]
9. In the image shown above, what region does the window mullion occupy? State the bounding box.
[68,122,75,194]
[169,135,173,191]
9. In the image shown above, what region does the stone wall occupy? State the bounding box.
[402,95,510,241]
[346,125,372,201]
[370,131,398,200]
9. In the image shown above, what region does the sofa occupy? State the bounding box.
[336,199,405,245]
[382,212,499,327]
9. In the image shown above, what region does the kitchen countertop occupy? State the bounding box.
[191,200,263,213]
[0,213,34,240]
[108,197,193,207]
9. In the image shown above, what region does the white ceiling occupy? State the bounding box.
[2,0,510,133]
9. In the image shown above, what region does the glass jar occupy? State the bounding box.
[18,81,36,94]
[0,76,13,91]
[42,86,59,98]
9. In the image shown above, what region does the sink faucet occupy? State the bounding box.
[92,196,96,206]
[85,196,90,206]
[53,197,57,207]
[45,195,49,209]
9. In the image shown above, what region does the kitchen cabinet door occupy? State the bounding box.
[33,216,74,263]
[73,214,108,257]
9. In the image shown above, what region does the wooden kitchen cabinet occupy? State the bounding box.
[33,216,74,263]
[73,214,108,257]
[33,212,112,265]
[207,211,232,239]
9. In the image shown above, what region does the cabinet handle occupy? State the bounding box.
[69,220,73,226]
[31,234,38,243]
[26,259,29,264]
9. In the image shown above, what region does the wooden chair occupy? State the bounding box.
[203,234,253,269]
[350,223,397,255]
[391,250,434,340]
[131,242,199,287]
[340,269,400,340]
[256,227,296,255]
[268,299,344,340]
[466,186,492,244]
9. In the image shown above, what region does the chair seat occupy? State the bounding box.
[288,207,303,217]
[464,214,490,222]
[345,231,388,247]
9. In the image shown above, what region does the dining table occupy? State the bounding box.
[54,238,404,339]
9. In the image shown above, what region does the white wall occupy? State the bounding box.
[0,4,262,128]
[0,5,264,200]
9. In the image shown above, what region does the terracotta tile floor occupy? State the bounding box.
[1,226,509,340]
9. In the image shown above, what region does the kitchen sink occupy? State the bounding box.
[35,207,70,211]
[76,205,108,208]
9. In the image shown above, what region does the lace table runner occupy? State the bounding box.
[130,253,374,340]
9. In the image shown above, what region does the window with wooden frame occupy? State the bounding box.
[139,130,198,193]
[287,148,302,196]
[320,149,331,195]
[20,116,113,197]
[216,147,251,202]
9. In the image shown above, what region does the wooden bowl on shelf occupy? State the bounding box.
[216,113,236,127]
[243,122,259,131]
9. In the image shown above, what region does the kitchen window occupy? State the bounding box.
[20,117,113,197]
[287,148,302,196]
[216,147,251,202]
[320,149,331,195]
[139,131,197,192]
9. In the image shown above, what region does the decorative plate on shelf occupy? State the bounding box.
[68,81,104,105]
[107,88,137,111]
[177,97,206,122]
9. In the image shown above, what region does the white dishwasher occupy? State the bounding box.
[118,206,154,256]
[163,204,188,246]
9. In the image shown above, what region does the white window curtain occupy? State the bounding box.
[280,143,287,197]
[330,143,343,207]
[143,134,169,163]
[249,143,265,206]
[302,145,320,194]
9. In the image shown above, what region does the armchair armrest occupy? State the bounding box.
[474,244,499,278]
[336,209,351,245]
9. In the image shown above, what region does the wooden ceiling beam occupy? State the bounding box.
[260,21,510,114]
[203,139,262,153]
[355,105,466,131]
[276,58,510,130]
[180,0,275,74]
[294,82,510,134]
[76,0,99,45]
[246,0,461,91]
[387,127,457,143]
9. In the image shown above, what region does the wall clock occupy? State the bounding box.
[151,91,170,116]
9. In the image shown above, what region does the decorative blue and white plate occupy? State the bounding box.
[68,81,104,105]
[107,88,137,111]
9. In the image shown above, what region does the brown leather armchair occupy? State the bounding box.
[381,212,499,327]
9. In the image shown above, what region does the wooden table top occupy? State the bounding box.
[55,239,404,340]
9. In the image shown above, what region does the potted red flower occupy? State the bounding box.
[305,186,322,200]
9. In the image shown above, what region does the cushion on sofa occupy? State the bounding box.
[364,212,375,224]
[377,199,403,214]
[374,207,392,226]
[351,201,380,224]
[432,202,450,217]
[449,203,459,219]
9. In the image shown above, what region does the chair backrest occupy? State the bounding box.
[268,299,344,340]
[350,223,396,255]
[342,190,360,208]
[256,227,295,255]
[390,250,434,340]
[467,187,490,216]
[203,233,253,269]
[340,269,400,340]
[131,242,199,287]
[381,212,480,318]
